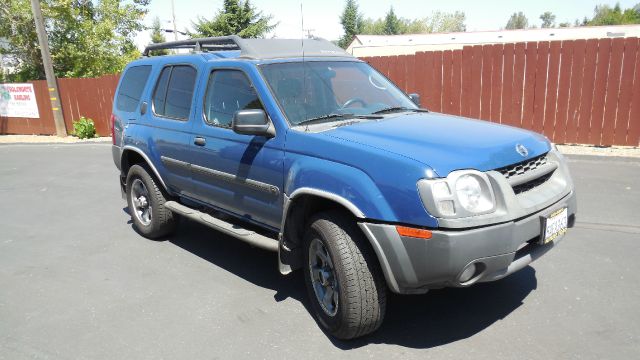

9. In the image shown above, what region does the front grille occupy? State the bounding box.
[496,153,554,195]
[497,153,548,179]
[511,170,554,194]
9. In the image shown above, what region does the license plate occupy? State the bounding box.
[541,207,568,244]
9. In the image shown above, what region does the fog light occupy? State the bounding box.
[459,263,477,283]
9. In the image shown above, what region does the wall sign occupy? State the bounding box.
[0,83,40,118]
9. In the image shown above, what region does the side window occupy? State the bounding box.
[152,67,171,115]
[116,65,151,112]
[152,65,197,120]
[203,70,264,127]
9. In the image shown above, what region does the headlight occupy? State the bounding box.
[455,174,494,212]
[418,170,496,218]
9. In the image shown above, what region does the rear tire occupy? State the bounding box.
[303,210,387,339]
[126,164,176,239]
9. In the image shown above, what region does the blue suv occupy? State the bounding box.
[111,36,576,339]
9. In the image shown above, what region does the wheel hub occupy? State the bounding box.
[309,238,339,316]
[130,178,152,226]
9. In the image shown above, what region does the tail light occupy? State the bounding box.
[110,114,116,145]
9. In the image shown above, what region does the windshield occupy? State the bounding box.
[259,61,418,125]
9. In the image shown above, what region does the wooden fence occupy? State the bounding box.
[2,37,639,146]
[0,74,119,136]
[0,80,57,135]
[363,37,640,147]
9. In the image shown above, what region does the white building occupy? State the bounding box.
[346,25,640,57]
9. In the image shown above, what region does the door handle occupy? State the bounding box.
[194,137,206,146]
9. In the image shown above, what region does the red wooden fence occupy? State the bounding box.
[0,80,57,136]
[1,74,119,136]
[363,37,640,146]
[2,37,639,146]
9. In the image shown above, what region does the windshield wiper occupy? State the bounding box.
[371,106,428,114]
[296,113,354,126]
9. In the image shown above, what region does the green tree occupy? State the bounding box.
[423,11,466,32]
[0,0,149,81]
[540,11,556,28]
[586,3,640,25]
[338,0,364,48]
[360,11,466,35]
[149,16,169,56]
[506,11,529,29]
[190,0,277,38]
[383,6,402,35]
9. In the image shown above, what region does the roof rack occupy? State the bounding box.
[142,36,244,57]
[142,35,352,60]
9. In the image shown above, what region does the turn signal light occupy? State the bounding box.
[395,226,432,239]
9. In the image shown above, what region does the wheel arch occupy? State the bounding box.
[279,188,375,274]
[120,146,169,193]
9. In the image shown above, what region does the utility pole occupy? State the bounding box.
[171,0,178,41]
[30,0,67,136]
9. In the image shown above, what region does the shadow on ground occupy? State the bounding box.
[160,217,537,349]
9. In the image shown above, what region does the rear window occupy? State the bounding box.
[152,65,197,120]
[116,65,151,112]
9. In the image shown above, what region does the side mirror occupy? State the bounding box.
[232,109,275,138]
[140,101,148,115]
[408,93,421,106]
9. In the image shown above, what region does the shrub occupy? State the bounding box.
[72,117,97,139]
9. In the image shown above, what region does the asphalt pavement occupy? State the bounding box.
[0,143,639,359]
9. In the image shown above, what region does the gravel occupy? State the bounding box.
[0,135,111,144]
[556,144,640,158]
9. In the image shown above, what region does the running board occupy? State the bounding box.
[164,201,279,252]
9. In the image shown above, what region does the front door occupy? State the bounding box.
[188,68,285,229]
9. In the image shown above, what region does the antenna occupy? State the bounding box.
[300,2,308,130]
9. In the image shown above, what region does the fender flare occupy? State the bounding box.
[121,145,169,192]
[278,187,367,275]
[284,187,366,221]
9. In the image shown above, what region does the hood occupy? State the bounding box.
[323,112,551,176]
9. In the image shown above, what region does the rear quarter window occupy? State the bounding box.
[116,65,152,112]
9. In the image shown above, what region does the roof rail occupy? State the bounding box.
[142,36,245,57]
[142,36,352,60]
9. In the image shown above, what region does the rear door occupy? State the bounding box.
[140,63,200,196]
[188,66,285,229]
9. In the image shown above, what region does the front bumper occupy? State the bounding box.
[359,190,577,294]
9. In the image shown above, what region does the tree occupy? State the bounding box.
[190,0,277,38]
[149,16,169,56]
[383,6,402,35]
[423,11,466,33]
[506,12,529,29]
[540,11,556,28]
[0,0,149,81]
[360,11,466,35]
[586,3,640,25]
[338,0,364,48]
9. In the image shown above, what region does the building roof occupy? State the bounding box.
[346,25,640,57]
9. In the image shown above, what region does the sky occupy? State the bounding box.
[135,0,640,49]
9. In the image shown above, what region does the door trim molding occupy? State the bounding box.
[160,155,280,196]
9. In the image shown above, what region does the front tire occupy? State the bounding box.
[126,164,176,239]
[303,211,387,339]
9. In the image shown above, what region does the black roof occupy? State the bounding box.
[142,35,352,59]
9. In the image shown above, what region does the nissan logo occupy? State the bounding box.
[516,144,529,157]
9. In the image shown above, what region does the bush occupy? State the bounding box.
[72,117,97,139]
